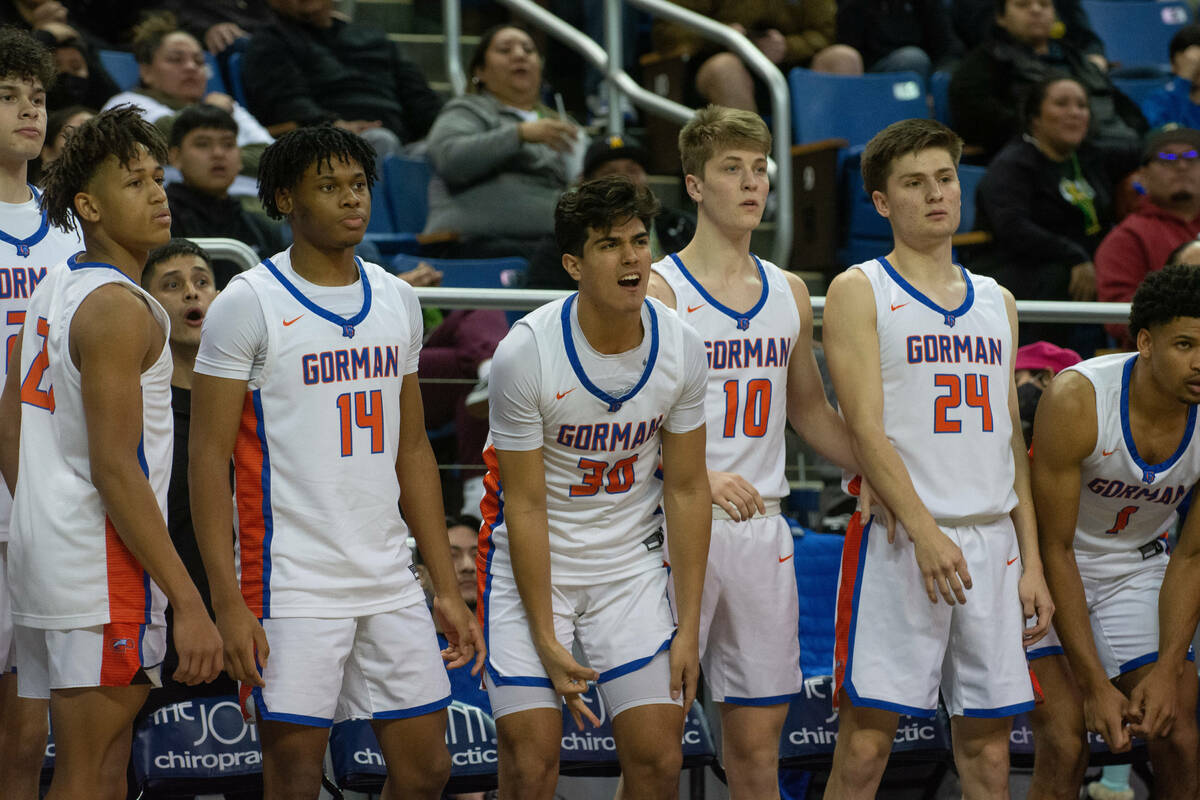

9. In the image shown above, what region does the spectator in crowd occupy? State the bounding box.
[163,0,272,55]
[424,24,584,260]
[29,104,91,183]
[242,0,442,157]
[1167,234,1200,268]
[949,0,1144,160]
[30,24,118,111]
[135,239,238,714]
[524,134,696,290]
[837,0,963,81]
[952,0,1108,70]
[55,0,160,49]
[1013,340,1081,448]
[971,75,1139,348]
[1096,127,1200,347]
[652,0,862,112]
[1141,25,1200,130]
[103,13,272,175]
[164,104,287,287]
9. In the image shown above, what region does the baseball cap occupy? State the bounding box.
[583,134,650,177]
[1014,341,1082,375]
[1142,126,1200,164]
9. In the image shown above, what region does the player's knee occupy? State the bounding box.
[723,736,778,775]
[1036,720,1088,771]
[810,44,864,75]
[625,739,682,781]
[697,52,747,85]
[961,737,1010,790]
[500,742,559,791]
[401,745,450,793]
[840,728,892,770]
[266,758,325,799]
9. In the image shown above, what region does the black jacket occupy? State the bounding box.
[242,13,442,142]
[949,28,1145,160]
[167,182,287,286]
[837,0,962,71]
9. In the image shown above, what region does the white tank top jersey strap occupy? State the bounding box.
[9,254,170,629]
[0,187,83,542]
[1064,353,1200,558]
[480,294,708,586]
[195,250,426,619]
[852,257,1017,521]
[651,253,799,501]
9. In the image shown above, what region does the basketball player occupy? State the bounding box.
[188,126,484,800]
[647,105,860,799]
[822,118,1054,798]
[1027,264,1200,799]
[0,27,84,800]
[480,176,711,799]
[0,106,223,800]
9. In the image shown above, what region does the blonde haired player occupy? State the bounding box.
[648,104,861,798]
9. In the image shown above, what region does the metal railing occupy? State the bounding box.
[188,237,262,271]
[440,0,794,269]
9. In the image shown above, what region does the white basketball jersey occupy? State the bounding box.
[9,254,170,629]
[480,295,706,586]
[652,253,799,500]
[853,257,1017,521]
[223,253,425,619]
[1065,353,1200,557]
[0,189,82,542]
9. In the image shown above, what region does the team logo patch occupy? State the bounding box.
[15,244,29,257]
[111,638,131,651]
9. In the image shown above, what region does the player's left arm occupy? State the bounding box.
[660,423,711,714]
[0,331,22,491]
[782,271,859,475]
[394,370,485,673]
[1129,490,1200,738]
[1002,289,1053,643]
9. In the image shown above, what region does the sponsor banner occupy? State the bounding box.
[131,696,262,787]
[559,686,715,765]
[780,675,951,761]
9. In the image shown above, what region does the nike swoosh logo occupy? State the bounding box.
[891,302,909,311]
[1007,556,1019,566]
[283,315,304,326]
[556,388,575,400]
[1102,449,1116,456]
[687,304,706,313]
[779,554,793,563]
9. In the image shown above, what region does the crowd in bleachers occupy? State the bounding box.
[3,0,1200,797]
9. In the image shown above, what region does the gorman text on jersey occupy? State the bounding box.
[0,266,46,299]
[705,336,792,370]
[555,415,664,452]
[906,334,1003,365]
[301,345,400,385]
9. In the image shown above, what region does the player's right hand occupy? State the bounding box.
[910,524,971,605]
[1128,663,1179,740]
[216,603,270,687]
[536,640,600,730]
[171,606,224,685]
[709,470,764,521]
[1083,682,1134,752]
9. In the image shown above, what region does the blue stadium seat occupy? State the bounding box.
[957,163,987,233]
[390,253,527,290]
[381,154,431,234]
[788,68,927,146]
[227,51,249,108]
[99,49,139,91]
[930,70,953,126]
[1083,0,1190,72]
[1112,74,1171,117]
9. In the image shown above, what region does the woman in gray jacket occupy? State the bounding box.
[424,24,586,260]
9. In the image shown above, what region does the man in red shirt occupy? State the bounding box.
[1096,128,1200,346]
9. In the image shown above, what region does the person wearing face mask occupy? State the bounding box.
[423,24,586,261]
[102,12,272,176]
[949,0,1145,161]
[971,76,1140,349]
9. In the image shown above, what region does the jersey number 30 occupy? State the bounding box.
[570,454,638,496]
[933,373,992,433]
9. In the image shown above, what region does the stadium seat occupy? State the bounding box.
[227,51,249,107]
[389,253,527,290]
[1112,74,1171,117]
[788,68,927,146]
[99,50,139,91]
[381,154,431,234]
[1083,0,1190,72]
[930,70,953,126]
[957,163,987,233]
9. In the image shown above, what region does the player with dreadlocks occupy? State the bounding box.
[0,104,223,799]
[189,125,484,800]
